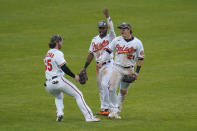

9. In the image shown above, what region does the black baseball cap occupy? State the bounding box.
[118,22,132,29]
[98,20,108,28]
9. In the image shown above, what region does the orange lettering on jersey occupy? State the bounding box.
[93,40,109,52]
[45,53,54,58]
[116,44,136,54]
[116,44,136,59]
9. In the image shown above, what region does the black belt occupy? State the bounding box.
[96,60,111,66]
[115,64,133,69]
[45,76,58,87]
[46,76,58,81]
[52,76,58,79]
[123,66,133,68]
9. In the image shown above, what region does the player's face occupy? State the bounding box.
[98,27,108,37]
[58,41,63,49]
[120,28,131,38]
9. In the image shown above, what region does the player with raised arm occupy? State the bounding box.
[79,9,116,116]
[99,22,145,119]
[44,34,100,122]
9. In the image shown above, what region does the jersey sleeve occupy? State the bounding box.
[108,38,117,51]
[136,40,145,59]
[88,39,94,53]
[55,51,67,66]
[107,17,116,42]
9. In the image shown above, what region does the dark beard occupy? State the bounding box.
[99,32,107,38]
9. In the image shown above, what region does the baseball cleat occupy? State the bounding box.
[103,109,110,116]
[56,115,64,122]
[96,111,104,115]
[108,111,115,118]
[114,113,121,119]
[96,109,109,116]
[86,117,101,122]
[108,112,121,119]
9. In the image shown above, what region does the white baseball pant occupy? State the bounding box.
[108,64,134,113]
[96,61,113,111]
[45,76,94,120]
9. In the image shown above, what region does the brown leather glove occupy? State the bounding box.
[78,69,88,84]
[122,73,137,83]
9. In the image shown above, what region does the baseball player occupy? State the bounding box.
[99,22,145,119]
[44,34,100,122]
[80,9,116,116]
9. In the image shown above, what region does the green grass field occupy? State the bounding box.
[0,0,197,130]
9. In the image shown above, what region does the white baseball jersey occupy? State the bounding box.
[109,36,144,67]
[44,48,96,121]
[89,17,116,62]
[44,49,66,79]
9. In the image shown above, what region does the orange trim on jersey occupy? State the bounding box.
[45,53,54,58]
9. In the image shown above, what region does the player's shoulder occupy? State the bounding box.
[133,37,143,44]
[114,36,123,41]
[106,34,110,38]
[91,35,99,41]
[51,49,64,56]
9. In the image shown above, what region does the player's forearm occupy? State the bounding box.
[107,17,114,31]
[61,64,75,78]
[107,17,116,39]
[84,53,94,69]
[136,59,144,73]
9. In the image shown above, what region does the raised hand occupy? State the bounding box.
[103,8,109,18]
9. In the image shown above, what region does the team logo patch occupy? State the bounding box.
[140,51,144,55]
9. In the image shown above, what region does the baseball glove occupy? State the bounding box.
[122,73,137,83]
[78,69,88,85]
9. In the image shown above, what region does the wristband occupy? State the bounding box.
[84,62,89,69]
[136,66,141,73]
